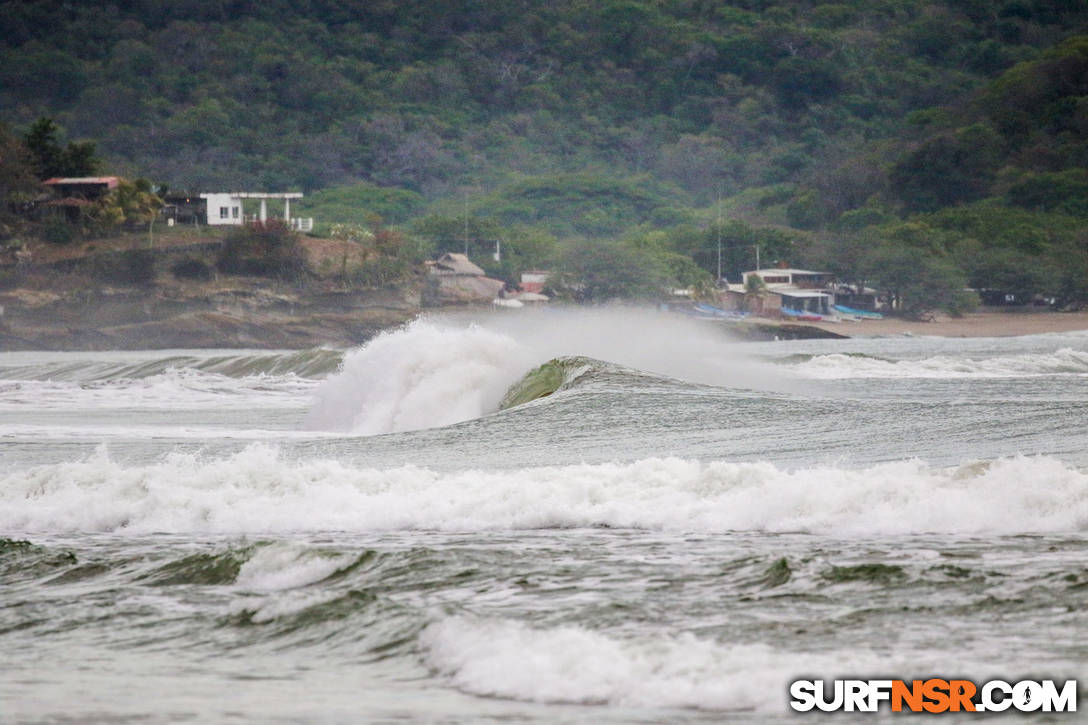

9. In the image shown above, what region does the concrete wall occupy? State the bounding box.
[202,193,242,226]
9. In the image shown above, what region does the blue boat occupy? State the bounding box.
[833,304,883,319]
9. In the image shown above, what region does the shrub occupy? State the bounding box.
[41,215,74,244]
[171,257,214,281]
[91,248,157,286]
[121,249,157,286]
[217,220,304,279]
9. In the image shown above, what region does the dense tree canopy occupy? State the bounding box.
[22,117,100,179]
[2,1,1088,311]
[3,0,1084,195]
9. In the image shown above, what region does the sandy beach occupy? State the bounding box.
[808,309,1088,338]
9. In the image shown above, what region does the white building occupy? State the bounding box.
[740,268,834,288]
[724,268,836,317]
[200,192,312,231]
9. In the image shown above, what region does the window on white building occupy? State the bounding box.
[232,206,240,218]
[220,207,229,219]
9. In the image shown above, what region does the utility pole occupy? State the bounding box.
[463,193,469,256]
[716,187,722,285]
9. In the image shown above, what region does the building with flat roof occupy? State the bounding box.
[43,177,120,199]
[199,192,311,231]
[724,267,836,317]
[740,268,834,288]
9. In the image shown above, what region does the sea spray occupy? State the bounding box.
[6,331,1088,722]
[306,321,534,433]
[306,309,790,434]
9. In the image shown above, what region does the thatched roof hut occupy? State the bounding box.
[431,252,485,276]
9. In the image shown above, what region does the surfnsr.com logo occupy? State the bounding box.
[790,679,1078,713]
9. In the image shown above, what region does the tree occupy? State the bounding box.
[413,213,504,260]
[862,242,977,318]
[299,182,424,226]
[23,118,62,179]
[889,124,1005,211]
[960,245,1053,300]
[771,56,843,109]
[22,118,100,179]
[0,125,39,235]
[1007,170,1088,215]
[550,238,666,303]
[743,272,770,312]
[674,220,800,282]
[809,232,874,292]
[1046,239,1088,308]
[108,178,163,225]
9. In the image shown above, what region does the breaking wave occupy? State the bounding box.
[0,368,317,411]
[0,348,344,382]
[0,349,341,412]
[794,348,1088,379]
[3,445,1085,535]
[306,311,786,434]
[421,616,986,711]
[306,321,534,434]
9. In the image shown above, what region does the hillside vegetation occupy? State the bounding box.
[2,0,1088,313]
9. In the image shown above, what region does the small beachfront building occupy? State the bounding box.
[430,252,486,276]
[43,176,120,199]
[775,289,833,316]
[199,192,312,231]
[424,253,505,304]
[724,267,835,317]
[741,268,834,289]
[519,270,550,294]
[40,176,121,223]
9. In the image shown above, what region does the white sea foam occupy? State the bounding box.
[420,617,1079,711]
[0,423,341,441]
[306,320,534,434]
[235,542,354,591]
[306,310,788,434]
[226,542,356,623]
[421,616,943,711]
[2,445,1085,535]
[795,348,1088,379]
[0,348,342,382]
[0,369,315,411]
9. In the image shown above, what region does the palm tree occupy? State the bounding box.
[743,273,769,314]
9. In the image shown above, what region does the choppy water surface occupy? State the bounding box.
[1,310,1086,723]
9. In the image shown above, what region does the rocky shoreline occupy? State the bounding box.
[11,231,1079,352]
[1,230,847,351]
[0,229,430,351]
[0,284,422,351]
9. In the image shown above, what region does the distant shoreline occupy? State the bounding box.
[804,309,1088,338]
[3,273,1088,352]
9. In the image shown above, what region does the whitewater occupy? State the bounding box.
[1,310,1086,723]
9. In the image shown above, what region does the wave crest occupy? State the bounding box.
[304,310,790,434]
[0,348,344,382]
[306,321,534,433]
[3,446,1085,535]
[422,616,893,711]
[795,348,1088,379]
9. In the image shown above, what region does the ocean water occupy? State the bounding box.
[1,309,1086,723]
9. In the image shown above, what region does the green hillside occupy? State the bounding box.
[3,0,1088,311]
